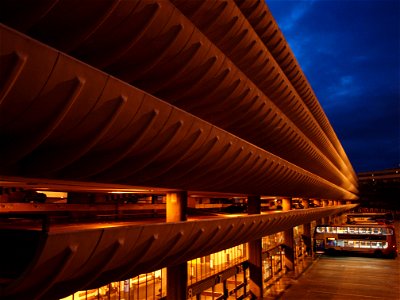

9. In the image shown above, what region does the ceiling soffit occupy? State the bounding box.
[0,0,357,195]
[0,24,356,200]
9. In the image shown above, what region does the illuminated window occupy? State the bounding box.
[187,244,248,285]
[62,269,167,300]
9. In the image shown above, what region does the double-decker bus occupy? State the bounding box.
[314,224,397,258]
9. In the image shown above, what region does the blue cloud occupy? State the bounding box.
[267,0,400,172]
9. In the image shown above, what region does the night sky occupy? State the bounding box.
[267,0,399,173]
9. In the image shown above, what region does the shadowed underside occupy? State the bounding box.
[0,1,359,299]
[0,205,356,300]
[0,0,358,199]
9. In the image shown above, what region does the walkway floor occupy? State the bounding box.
[264,256,316,299]
[270,254,400,299]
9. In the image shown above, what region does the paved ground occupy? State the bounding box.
[279,254,400,299]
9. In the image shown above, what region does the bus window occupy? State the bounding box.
[327,227,336,233]
[336,240,345,247]
[359,227,369,234]
[315,239,324,250]
[348,227,359,234]
[372,228,381,235]
[380,228,393,235]
[326,238,336,247]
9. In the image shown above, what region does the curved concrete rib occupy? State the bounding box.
[0,205,357,300]
[234,0,357,184]
[0,24,357,200]
[0,0,358,194]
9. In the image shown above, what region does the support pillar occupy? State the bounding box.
[166,191,187,300]
[283,229,295,271]
[247,195,263,298]
[166,191,187,222]
[301,198,309,209]
[315,199,323,225]
[282,198,292,212]
[302,223,312,257]
[303,223,311,237]
[282,198,295,272]
[167,265,187,300]
[321,200,330,224]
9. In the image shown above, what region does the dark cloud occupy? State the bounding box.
[267,0,400,172]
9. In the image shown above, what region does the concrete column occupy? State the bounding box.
[282,198,292,211]
[247,195,263,298]
[302,223,312,256]
[248,195,261,214]
[167,265,187,300]
[301,198,309,209]
[283,230,295,271]
[167,191,187,300]
[282,198,295,271]
[303,223,311,236]
[320,200,330,224]
[166,191,187,222]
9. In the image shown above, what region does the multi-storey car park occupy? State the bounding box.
[0,1,358,299]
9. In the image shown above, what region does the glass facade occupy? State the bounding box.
[262,232,284,251]
[261,232,285,294]
[187,244,249,299]
[60,269,167,300]
[60,233,298,300]
[293,225,305,267]
[188,244,247,286]
[188,266,249,300]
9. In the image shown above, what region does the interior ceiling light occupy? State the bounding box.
[108,190,150,193]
